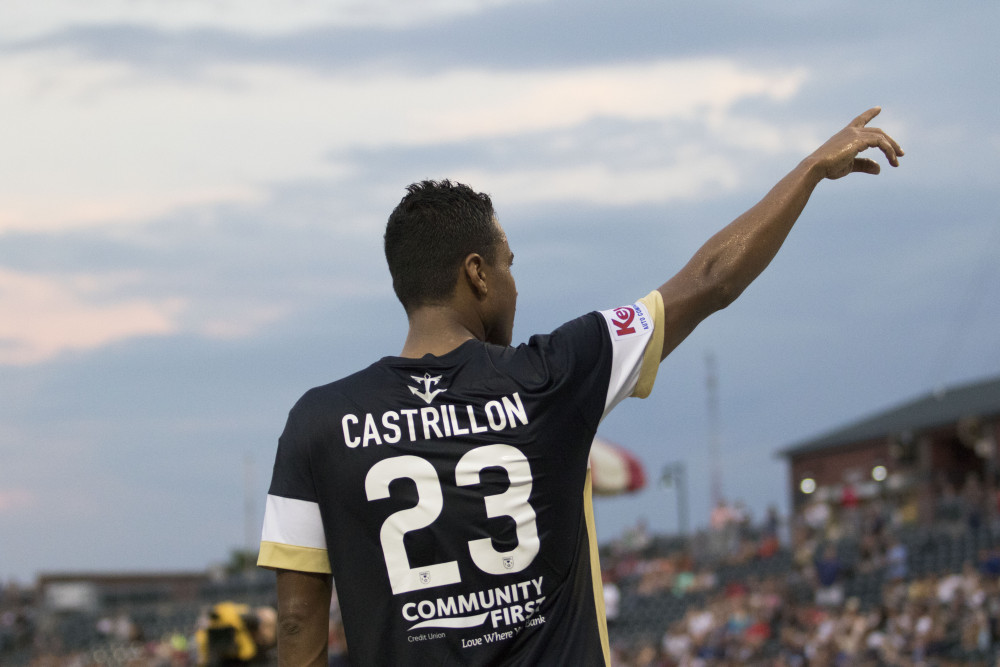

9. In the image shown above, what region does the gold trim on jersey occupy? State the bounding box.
[584,468,612,666]
[632,290,664,399]
[257,540,332,574]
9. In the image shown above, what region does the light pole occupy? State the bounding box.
[660,461,690,537]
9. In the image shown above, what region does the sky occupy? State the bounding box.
[1,0,998,583]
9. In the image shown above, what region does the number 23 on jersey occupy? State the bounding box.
[365,444,541,595]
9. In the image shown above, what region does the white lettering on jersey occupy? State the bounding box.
[341,392,529,448]
[403,576,546,632]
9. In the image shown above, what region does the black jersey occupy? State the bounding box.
[259,293,663,666]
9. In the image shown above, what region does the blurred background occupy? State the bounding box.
[1,0,998,663]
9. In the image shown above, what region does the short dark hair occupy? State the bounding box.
[384,180,502,312]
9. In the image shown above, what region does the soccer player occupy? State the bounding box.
[258,108,902,665]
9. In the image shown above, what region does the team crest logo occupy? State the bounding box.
[410,373,447,404]
[502,556,514,570]
[419,571,431,585]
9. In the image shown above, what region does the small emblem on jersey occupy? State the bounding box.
[604,302,652,339]
[419,571,431,585]
[611,307,637,336]
[410,373,447,404]
[502,556,514,570]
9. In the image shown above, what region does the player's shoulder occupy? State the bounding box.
[290,359,390,412]
[481,311,608,382]
[521,310,608,355]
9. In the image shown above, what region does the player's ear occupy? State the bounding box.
[462,253,488,299]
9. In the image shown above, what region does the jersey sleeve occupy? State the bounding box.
[597,289,664,419]
[257,398,332,574]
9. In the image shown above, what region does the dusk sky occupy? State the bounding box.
[2,0,998,583]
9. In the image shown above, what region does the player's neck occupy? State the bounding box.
[399,305,482,359]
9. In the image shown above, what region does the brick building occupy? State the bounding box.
[779,375,1000,524]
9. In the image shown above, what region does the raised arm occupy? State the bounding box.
[655,107,903,360]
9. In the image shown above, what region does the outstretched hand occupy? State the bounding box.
[808,107,904,180]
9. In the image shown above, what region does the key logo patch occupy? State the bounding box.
[612,307,637,336]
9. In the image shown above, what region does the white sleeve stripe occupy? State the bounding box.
[261,494,327,550]
[599,299,656,419]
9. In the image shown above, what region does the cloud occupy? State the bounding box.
[0,0,540,42]
[0,48,813,363]
[417,60,807,140]
[455,157,741,208]
[0,488,36,513]
[2,50,808,233]
[0,187,396,364]
[8,1,962,78]
[0,268,184,364]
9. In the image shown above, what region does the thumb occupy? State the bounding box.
[853,158,881,175]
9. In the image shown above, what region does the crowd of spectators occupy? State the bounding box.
[607,548,1000,666]
[1,595,210,666]
[6,472,1000,666]
[602,472,1000,666]
[0,578,274,666]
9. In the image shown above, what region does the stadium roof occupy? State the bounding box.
[778,374,1000,458]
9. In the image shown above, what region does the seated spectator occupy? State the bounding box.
[977,547,1000,577]
[885,537,909,582]
[661,620,692,663]
[814,545,844,607]
[764,505,781,540]
[671,569,695,598]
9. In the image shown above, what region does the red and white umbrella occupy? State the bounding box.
[589,436,646,496]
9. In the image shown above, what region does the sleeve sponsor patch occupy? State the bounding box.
[606,303,653,339]
[598,298,658,418]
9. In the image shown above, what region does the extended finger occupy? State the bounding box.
[886,132,904,157]
[872,134,900,167]
[851,107,881,127]
[864,127,905,156]
[855,131,900,167]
